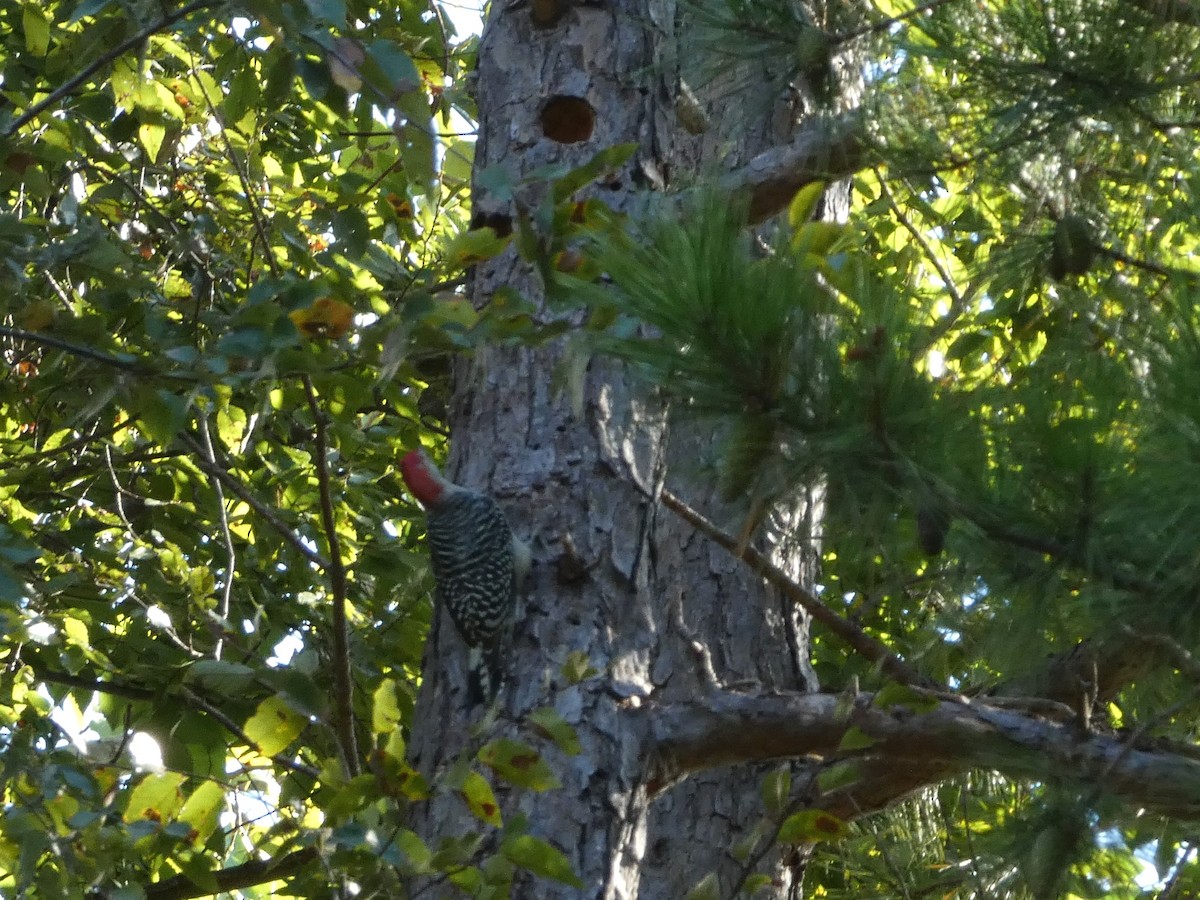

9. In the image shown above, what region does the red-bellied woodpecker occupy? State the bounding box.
[399,449,530,704]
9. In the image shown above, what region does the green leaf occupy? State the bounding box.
[138,122,166,164]
[551,143,638,201]
[743,873,773,893]
[527,707,581,756]
[325,775,379,821]
[561,650,598,685]
[372,679,402,735]
[459,770,502,826]
[242,695,306,756]
[837,726,875,751]
[361,41,420,99]
[873,682,939,712]
[0,526,40,566]
[683,871,720,900]
[123,772,186,824]
[500,834,582,888]
[225,67,260,124]
[478,738,560,791]
[178,781,225,843]
[442,227,511,269]
[760,765,791,816]
[136,387,188,445]
[395,828,432,874]
[817,760,861,793]
[23,5,51,56]
[776,809,848,843]
[185,659,256,695]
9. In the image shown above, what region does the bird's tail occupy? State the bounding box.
[466,645,505,706]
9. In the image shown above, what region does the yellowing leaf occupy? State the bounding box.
[139,122,166,164]
[289,297,354,339]
[61,616,89,650]
[791,221,846,257]
[242,695,305,757]
[372,679,402,735]
[178,781,225,844]
[777,809,848,843]
[788,181,826,227]
[459,770,502,826]
[124,772,186,824]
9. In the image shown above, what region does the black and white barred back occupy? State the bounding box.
[426,489,516,701]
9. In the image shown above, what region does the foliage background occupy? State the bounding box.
[2,0,1200,896]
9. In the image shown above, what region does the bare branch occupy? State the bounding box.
[648,690,1200,821]
[302,375,360,778]
[143,847,319,900]
[721,116,869,223]
[196,415,236,659]
[0,325,145,373]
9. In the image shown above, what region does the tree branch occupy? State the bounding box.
[1128,0,1200,25]
[0,325,146,373]
[660,490,932,687]
[27,660,320,779]
[721,116,869,223]
[648,690,1200,821]
[4,0,225,138]
[302,375,360,778]
[178,432,330,570]
[144,846,319,900]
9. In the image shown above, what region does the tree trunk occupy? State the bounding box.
[407,1,844,896]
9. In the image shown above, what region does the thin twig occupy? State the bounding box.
[186,51,279,277]
[27,662,320,778]
[302,375,360,778]
[659,489,933,687]
[869,168,976,362]
[177,432,330,570]
[722,770,817,900]
[197,415,236,659]
[179,687,320,778]
[11,416,129,463]
[0,325,145,372]
[838,0,966,44]
[4,0,223,137]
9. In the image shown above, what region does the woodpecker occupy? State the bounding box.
[399,449,529,704]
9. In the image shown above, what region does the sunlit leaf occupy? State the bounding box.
[459,770,502,826]
[243,695,306,757]
[501,834,582,888]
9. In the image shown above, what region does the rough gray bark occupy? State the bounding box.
[406,1,850,897]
